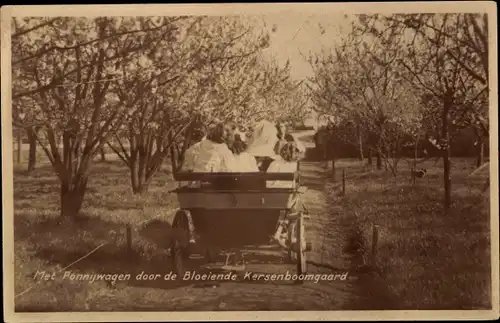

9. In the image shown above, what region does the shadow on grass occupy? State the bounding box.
[16,213,185,290]
[16,213,298,292]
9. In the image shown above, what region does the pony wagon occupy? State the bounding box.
[168,166,312,278]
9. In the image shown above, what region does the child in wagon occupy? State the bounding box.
[182,126,208,172]
[190,122,237,173]
[267,141,301,188]
[228,132,259,172]
[274,121,306,160]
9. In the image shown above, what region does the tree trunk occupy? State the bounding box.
[376,151,382,170]
[413,135,419,169]
[357,127,364,161]
[60,180,87,217]
[476,139,484,168]
[129,144,166,194]
[375,123,385,170]
[16,130,22,165]
[130,152,150,194]
[442,102,452,215]
[412,138,418,184]
[331,150,336,181]
[131,173,150,194]
[99,146,106,162]
[130,164,152,194]
[27,127,37,172]
[384,147,389,171]
[367,148,373,165]
[170,145,182,173]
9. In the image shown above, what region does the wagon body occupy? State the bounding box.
[168,170,310,278]
[172,171,300,242]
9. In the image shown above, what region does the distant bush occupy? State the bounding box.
[311,125,488,160]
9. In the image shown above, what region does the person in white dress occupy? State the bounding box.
[191,122,236,173]
[182,132,207,172]
[229,133,259,172]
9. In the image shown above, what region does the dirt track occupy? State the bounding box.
[83,132,359,311]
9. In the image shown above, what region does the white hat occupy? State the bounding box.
[245,119,279,158]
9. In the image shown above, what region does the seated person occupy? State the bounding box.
[192,122,236,173]
[245,119,281,171]
[273,121,306,158]
[182,127,207,172]
[266,141,300,188]
[229,133,259,173]
[284,133,306,159]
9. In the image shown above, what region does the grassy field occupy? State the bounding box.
[11,144,492,311]
[323,158,492,310]
[13,158,181,311]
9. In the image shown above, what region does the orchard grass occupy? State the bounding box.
[13,155,180,311]
[12,153,491,310]
[327,158,491,310]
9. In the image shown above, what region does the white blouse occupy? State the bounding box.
[192,139,236,173]
[182,141,202,172]
[231,152,259,172]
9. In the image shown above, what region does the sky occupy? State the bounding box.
[251,13,355,80]
[241,13,356,125]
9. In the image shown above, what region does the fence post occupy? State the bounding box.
[371,224,379,266]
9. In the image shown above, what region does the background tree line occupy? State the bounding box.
[307,13,489,214]
[11,16,311,217]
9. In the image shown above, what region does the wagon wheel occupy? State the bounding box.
[286,200,299,263]
[169,210,191,277]
[296,215,307,276]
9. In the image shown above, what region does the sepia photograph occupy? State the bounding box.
[1,2,498,322]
